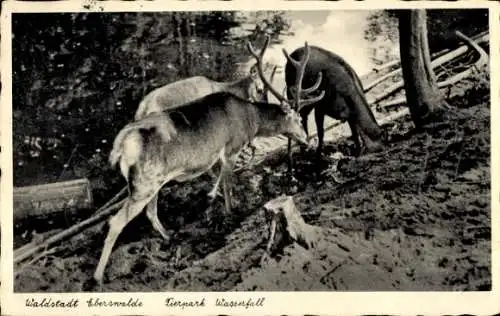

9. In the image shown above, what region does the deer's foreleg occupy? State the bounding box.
[222,172,232,214]
[348,118,362,156]
[248,142,257,162]
[314,109,325,159]
[208,168,224,200]
[220,153,238,214]
[299,109,311,155]
[207,158,233,210]
[358,127,384,154]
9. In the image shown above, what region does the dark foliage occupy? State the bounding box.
[382,9,488,52]
[12,12,279,204]
[426,9,488,53]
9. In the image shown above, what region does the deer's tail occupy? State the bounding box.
[134,95,151,121]
[109,113,177,179]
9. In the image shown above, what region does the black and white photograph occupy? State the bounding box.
[1,0,498,314]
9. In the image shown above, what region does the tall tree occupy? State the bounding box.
[398,9,444,128]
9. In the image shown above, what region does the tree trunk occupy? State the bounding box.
[398,9,444,128]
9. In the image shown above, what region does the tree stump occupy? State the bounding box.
[263,195,320,257]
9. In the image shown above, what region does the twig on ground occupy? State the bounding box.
[14,187,127,264]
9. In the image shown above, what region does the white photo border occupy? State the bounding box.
[1,1,499,315]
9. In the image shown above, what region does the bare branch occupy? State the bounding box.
[436,31,488,87]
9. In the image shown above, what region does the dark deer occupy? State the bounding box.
[93,39,324,285]
[284,45,384,157]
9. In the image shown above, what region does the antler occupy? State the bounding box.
[282,45,324,110]
[247,35,325,111]
[286,72,324,109]
[258,64,279,104]
[247,36,289,106]
[302,71,322,94]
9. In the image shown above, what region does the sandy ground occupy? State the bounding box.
[14,87,491,292]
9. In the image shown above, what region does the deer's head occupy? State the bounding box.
[281,108,308,146]
[247,35,325,112]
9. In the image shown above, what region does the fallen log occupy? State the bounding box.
[431,30,489,68]
[369,49,445,76]
[376,31,489,111]
[436,30,489,87]
[366,30,489,85]
[364,66,402,93]
[366,33,489,101]
[371,59,400,75]
[377,96,408,111]
[13,178,93,223]
[14,186,127,264]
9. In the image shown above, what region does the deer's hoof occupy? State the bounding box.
[363,142,384,155]
[207,190,223,201]
[83,277,102,291]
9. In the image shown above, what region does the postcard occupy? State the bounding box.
[1,0,498,315]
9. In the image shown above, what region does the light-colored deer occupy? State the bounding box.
[93,35,325,285]
[134,53,278,198]
[134,62,277,120]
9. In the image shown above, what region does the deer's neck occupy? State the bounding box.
[226,76,252,93]
[254,103,285,137]
[243,102,262,141]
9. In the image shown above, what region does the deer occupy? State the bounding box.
[133,56,279,198]
[284,45,385,158]
[134,62,278,120]
[93,35,325,285]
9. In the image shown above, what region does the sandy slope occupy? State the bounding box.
[14,88,491,292]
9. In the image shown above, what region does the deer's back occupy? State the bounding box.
[141,92,259,171]
[285,46,367,120]
[135,76,222,120]
[286,46,364,98]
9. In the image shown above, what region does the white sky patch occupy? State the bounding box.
[259,10,376,77]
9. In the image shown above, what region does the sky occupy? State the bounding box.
[258,10,381,77]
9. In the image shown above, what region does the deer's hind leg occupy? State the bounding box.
[145,193,170,241]
[94,184,162,284]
